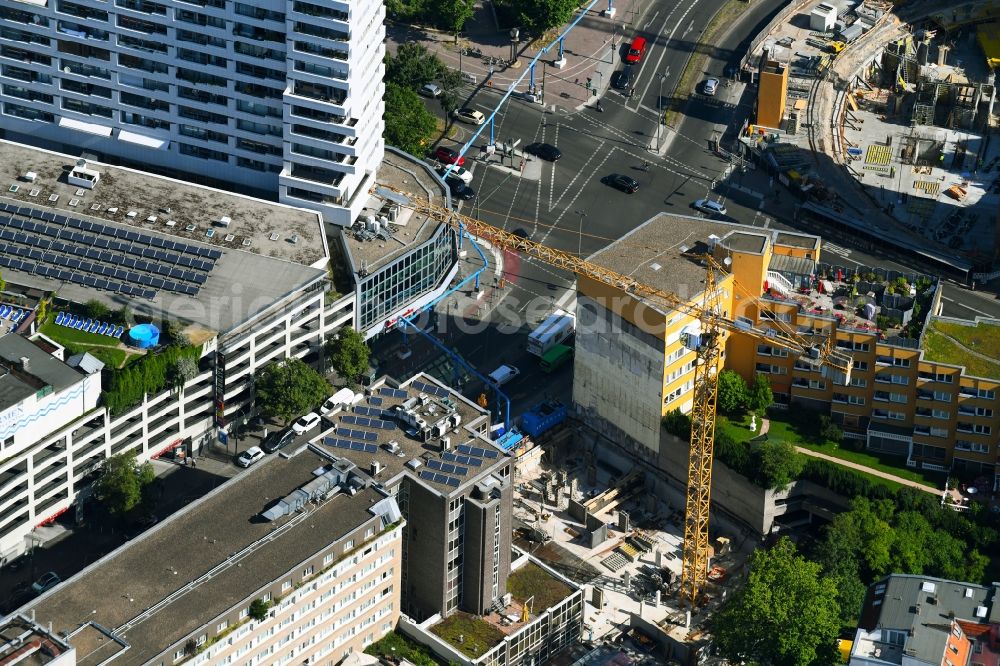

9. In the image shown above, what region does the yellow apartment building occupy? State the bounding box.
[574,213,1000,491]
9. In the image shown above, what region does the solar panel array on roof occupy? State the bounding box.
[426,459,468,476]
[354,406,387,417]
[412,380,450,398]
[418,469,461,487]
[369,397,383,406]
[442,452,483,467]
[342,414,395,430]
[335,427,377,441]
[0,202,221,300]
[456,443,500,459]
[323,437,378,454]
[379,387,407,399]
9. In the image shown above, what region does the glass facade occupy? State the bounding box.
[358,226,456,330]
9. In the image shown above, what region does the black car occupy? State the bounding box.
[262,429,295,454]
[602,174,640,193]
[611,65,633,90]
[525,143,562,161]
[448,181,476,201]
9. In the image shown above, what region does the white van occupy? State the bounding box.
[488,364,520,386]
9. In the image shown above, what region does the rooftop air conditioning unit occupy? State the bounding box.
[219,216,232,227]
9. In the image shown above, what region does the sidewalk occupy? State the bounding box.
[387,0,642,113]
[793,446,946,496]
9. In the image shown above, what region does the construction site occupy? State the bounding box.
[510,432,754,663]
[738,0,1000,273]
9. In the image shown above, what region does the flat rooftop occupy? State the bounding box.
[0,192,326,335]
[311,373,506,494]
[923,318,1000,380]
[341,150,450,274]
[0,335,83,413]
[585,214,785,311]
[0,140,328,266]
[25,450,388,666]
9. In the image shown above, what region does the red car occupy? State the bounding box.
[433,146,465,166]
[625,36,647,63]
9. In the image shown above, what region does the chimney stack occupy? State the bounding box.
[19,356,30,372]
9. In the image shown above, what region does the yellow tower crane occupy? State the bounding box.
[375,185,854,604]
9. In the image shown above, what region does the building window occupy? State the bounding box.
[217,620,228,632]
[281,580,292,591]
[344,539,354,552]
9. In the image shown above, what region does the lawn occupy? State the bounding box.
[430,611,505,659]
[507,561,572,611]
[923,320,1000,380]
[365,631,442,666]
[39,316,137,369]
[717,412,944,490]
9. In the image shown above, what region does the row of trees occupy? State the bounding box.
[384,45,464,156]
[388,0,580,37]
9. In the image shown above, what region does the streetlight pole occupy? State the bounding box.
[575,210,587,257]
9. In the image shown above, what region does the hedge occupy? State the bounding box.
[102,344,202,415]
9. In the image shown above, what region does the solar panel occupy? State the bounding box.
[13,233,26,243]
[94,237,109,248]
[419,470,436,482]
[141,289,156,299]
[379,388,407,398]
[22,221,35,232]
[96,279,110,290]
[191,273,207,285]
[178,256,193,267]
[483,449,499,459]
[208,249,222,259]
[163,280,178,292]
[342,415,357,425]
[53,215,67,225]
[369,397,383,406]
[426,459,442,471]
[71,272,85,284]
[19,261,34,273]
[36,265,50,277]
[80,220,93,231]
[150,237,164,248]
[28,249,42,260]
[83,276,97,287]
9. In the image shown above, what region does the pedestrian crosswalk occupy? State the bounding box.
[865,144,893,166]
[824,242,852,258]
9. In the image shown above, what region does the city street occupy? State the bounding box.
[384,0,1000,419]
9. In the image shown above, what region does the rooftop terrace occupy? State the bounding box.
[0,140,328,266]
[429,557,577,658]
[0,614,75,665]
[25,450,390,666]
[309,372,506,494]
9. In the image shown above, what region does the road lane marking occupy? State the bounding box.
[631,0,701,112]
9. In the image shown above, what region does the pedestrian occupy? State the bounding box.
[596,100,604,112]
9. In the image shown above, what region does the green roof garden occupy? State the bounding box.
[922,319,1000,380]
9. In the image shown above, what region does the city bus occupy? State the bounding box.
[526,309,575,356]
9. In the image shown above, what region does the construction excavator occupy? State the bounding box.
[373,184,854,605]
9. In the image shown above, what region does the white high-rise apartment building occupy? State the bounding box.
[0,0,385,226]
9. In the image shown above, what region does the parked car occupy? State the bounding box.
[702,78,719,96]
[291,412,321,435]
[236,446,265,468]
[432,146,465,166]
[524,143,562,161]
[693,199,727,216]
[262,429,296,454]
[452,107,486,125]
[602,174,640,193]
[420,83,442,98]
[625,36,647,63]
[488,364,520,386]
[32,572,60,595]
[611,65,634,90]
[438,164,473,184]
[448,181,476,201]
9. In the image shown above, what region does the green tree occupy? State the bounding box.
[714,538,840,666]
[750,440,803,491]
[170,354,199,389]
[746,373,774,413]
[248,598,272,622]
[85,298,111,320]
[384,82,437,156]
[385,44,444,90]
[514,0,579,33]
[326,327,371,384]
[661,409,691,440]
[430,0,474,38]
[819,497,895,580]
[96,451,156,515]
[716,370,748,414]
[254,357,330,421]
[438,68,464,114]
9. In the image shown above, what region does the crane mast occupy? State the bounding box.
[373,184,853,604]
